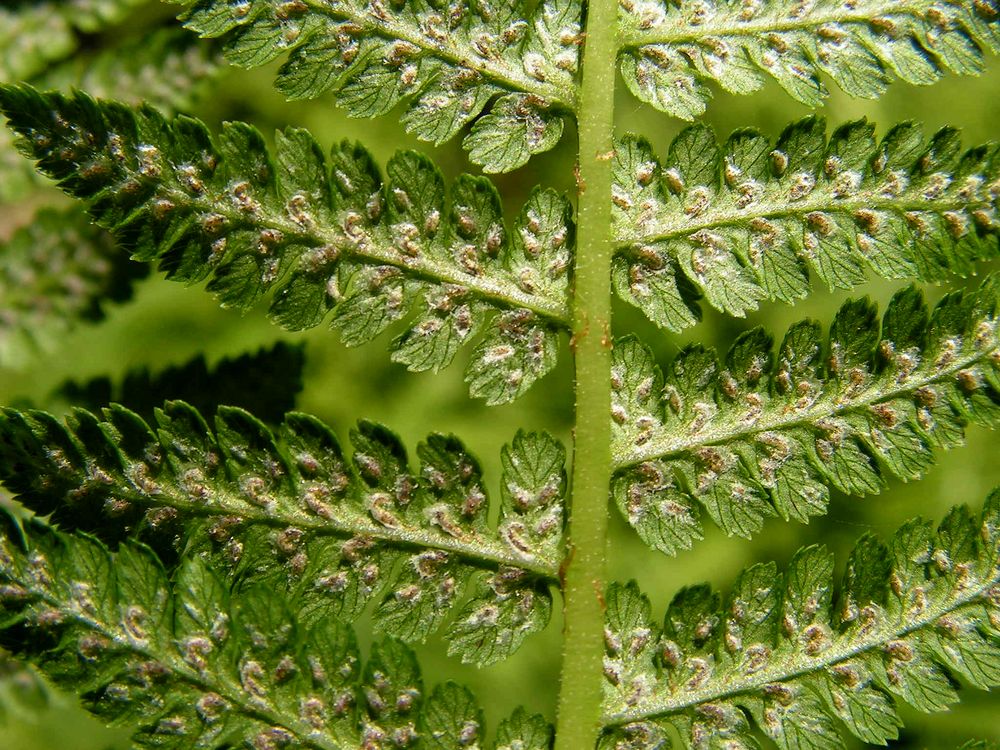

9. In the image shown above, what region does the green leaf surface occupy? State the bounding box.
[612,277,1000,553]
[0,515,555,747]
[464,93,567,174]
[618,0,1000,119]
[0,86,573,403]
[0,405,566,665]
[0,207,145,368]
[497,707,555,750]
[173,0,582,172]
[601,492,1000,748]
[613,119,1000,329]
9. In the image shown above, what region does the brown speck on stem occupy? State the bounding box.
[558,544,576,589]
[593,579,606,610]
[569,316,591,352]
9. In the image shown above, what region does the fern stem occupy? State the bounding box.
[555,0,618,747]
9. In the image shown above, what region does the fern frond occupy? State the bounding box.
[600,491,1000,748]
[618,0,1000,120]
[173,0,582,172]
[1,28,222,203]
[68,0,153,31]
[56,342,305,424]
[0,0,150,82]
[612,118,1000,330]
[0,514,555,747]
[0,403,565,665]
[0,4,75,83]
[0,86,573,404]
[0,207,145,368]
[612,277,1000,553]
[36,28,223,115]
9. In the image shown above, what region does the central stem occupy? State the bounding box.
[554,0,617,748]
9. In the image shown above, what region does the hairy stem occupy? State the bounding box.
[555,0,617,747]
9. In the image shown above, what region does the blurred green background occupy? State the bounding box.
[2,3,1000,748]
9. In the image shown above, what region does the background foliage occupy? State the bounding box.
[1,3,999,748]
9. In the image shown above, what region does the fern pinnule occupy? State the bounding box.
[173,0,583,172]
[55,342,306,425]
[0,208,145,368]
[618,0,1000,120]
[601,490,1000,748]
[0,86,575,404]
[0,402,565,665]
[0,512,553,748]
[0,27,221,203]
[613,118,1000,330]
[613,276,1000,553]
[34,28,222,114]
